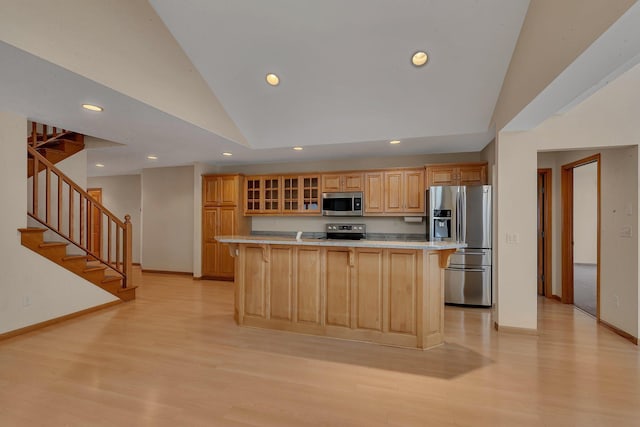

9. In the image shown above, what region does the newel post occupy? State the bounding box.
[123,214,133,288]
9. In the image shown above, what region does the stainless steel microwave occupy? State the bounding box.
[322,192,363,216]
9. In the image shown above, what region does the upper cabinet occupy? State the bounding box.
[203,174,241,206]
[321,173,363,192]
[245,174,321,215]
[425,162,487,187]
[364,168,424,215]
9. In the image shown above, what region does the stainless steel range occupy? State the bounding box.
[325,223,366,240]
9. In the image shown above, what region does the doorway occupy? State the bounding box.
[87,188,102,258]
[561,155,600,318]
[537,169,552,298]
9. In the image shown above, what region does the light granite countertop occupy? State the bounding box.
[216,235,465,250]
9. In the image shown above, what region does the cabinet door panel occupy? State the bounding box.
[244,246,266,317]
[220,176,238,205]
[343,174,363,191]
[364,173,384,213]
[202,208,219,276]
[203,177,220,206]
[269,246,293,320]
[355,249,383,331]
[325,249,351,327]
[384,172,403,212]
[322,174,342,192]
[404,170,425,212]
[388,251,417,334]
[297,248,322,324]
[427,167,456,187]
[218,207,236,277]
[458,165,486,185]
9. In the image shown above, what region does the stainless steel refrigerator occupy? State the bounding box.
[427,185,492,306]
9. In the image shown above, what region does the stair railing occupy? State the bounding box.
[27,145,133,288]
[28,121,73,148]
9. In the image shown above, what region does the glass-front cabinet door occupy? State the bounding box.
[301,175,320,214]
[263,177,280,213]
[244,177,262,214]
[282,176,299,213]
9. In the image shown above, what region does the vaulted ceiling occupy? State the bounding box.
[3,1,532,176]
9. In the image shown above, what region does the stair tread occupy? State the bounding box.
[102,276,123,284]
[18,228,46,233]
[118,285,138,292]
[62,255,89,261]
[37,147,66,154]
[84,266,107,273]
[39,242,68,248]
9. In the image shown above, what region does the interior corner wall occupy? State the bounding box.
[0,112,117,335]
[500,61,640,337]
[495,131,538,330]
[87,174,142,264]
[141,165,194,273]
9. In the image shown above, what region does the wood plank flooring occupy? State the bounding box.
[1,270,638,426]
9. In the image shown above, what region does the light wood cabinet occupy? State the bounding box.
[203,175,240,206]
[425,162,487,187]
[202,174,248,280]
[245,174,320,215]
[231,241,452,349]
[321,173,363,192]
[282,175,321,215]
[365,168,425,215]
[364,172,384,213]
[353,248,383,331]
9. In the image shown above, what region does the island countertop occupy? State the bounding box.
[216,235,466,250]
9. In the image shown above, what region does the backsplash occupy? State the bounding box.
[251,216,426,238]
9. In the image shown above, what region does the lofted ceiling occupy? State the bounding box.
[0,0,531,176]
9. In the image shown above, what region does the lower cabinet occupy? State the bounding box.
[202,206,245,280]
[236,245,429,347]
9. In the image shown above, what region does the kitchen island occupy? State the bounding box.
[216,236,464,350]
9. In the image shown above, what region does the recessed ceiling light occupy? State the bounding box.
[222,152,233,156]
[95,163,105,167]
[411,51,428,67]
[147,155,158,160]
[266,73,280,86]
[389,140,401,145]
[293,146,303,151]
[82,103,103,112]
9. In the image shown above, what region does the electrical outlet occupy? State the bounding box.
[505,232,520,244]
[23,295,31,307]
[614,294,620,308]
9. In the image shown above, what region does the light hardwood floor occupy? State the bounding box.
[1,270,638,426]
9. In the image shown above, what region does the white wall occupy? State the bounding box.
[141,165,194,272]
[0,112,116,335]
[497,60,640,336]
[87,174,142,264]
[573,162,598,264]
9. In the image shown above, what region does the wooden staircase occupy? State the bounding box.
[18,228,136,301]
[23,122,136,302]
[27,122,84,177]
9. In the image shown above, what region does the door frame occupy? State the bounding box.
[561,154,600,318]
[537,169,552,298]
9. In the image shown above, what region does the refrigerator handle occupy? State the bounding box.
[461,188,466,243]
[456,188,462,243]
